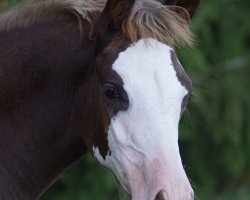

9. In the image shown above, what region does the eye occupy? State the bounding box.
[103,83,121,100]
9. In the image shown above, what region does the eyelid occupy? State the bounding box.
[102,81,121,89]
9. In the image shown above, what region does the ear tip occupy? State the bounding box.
[162,0,200,19]
[96,0,136,33]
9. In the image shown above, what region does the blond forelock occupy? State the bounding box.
[124,0,194,47]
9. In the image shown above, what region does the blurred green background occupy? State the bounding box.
[1,0,250,199]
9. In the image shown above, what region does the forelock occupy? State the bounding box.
[122,0,195,47]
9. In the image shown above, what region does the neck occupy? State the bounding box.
[0,15,95,200]
[0,127,86,200]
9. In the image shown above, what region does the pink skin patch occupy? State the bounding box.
[122,158,193,200]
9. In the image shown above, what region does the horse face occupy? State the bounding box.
[94,37,193,200]
[91,0,200,199]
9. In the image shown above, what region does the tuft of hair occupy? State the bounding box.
[0,0,105,31]
[122,0,195,47]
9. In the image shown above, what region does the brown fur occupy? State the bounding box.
[0,0,194,47]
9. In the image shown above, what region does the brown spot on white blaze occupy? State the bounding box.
[170,50,192,114]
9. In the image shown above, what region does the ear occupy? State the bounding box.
[163,0,200,19]
[101,0,136,31]
[95,0,135,52]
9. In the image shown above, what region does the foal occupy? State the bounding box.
[0,0,199,199]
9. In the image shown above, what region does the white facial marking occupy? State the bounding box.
[93,38,193,200]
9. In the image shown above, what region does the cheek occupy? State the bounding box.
[88,95,111,159]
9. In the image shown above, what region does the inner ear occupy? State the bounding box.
[162,0,200,19]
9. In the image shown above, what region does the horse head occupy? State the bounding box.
[76,0,200,199]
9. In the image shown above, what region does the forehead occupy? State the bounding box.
[111,39,192,96]
[113,39,174,78]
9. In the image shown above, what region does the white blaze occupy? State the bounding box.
[93,39,193,200]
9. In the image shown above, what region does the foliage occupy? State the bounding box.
[177,0,250,198]
[1,0,250,199]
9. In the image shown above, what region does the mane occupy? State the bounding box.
[0,0,194,47]
[0,0,105,31]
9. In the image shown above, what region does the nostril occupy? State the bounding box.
[155,190,169,200]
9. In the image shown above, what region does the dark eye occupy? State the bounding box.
[103,83,121,100]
